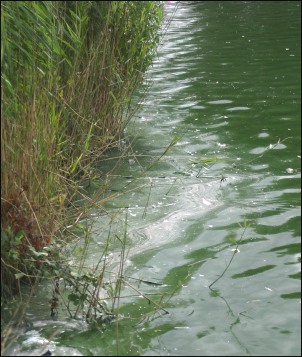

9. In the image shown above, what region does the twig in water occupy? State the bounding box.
[122,279,169,315]
[142,178,153,219]
[122,275,164,286]
[209,223,248,289]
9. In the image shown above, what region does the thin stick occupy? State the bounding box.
[121,275,164,286]
[209,225,247,289]
[142,178,153,219]
[123,279,169,315]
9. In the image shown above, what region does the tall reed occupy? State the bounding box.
[1,1,164,297]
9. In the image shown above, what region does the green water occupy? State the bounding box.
[3,1,300,356]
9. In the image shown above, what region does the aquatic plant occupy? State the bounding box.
[1,0,164,297]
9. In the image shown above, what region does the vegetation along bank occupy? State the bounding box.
[1,0,165,304]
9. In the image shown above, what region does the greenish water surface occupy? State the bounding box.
[3,1,300,356]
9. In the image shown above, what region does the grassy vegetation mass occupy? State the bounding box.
[1,1,164,298]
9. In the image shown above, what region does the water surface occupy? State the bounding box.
[3,1,301,356]
[95,2,301,356]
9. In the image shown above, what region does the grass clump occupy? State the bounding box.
[1,0,164,299]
